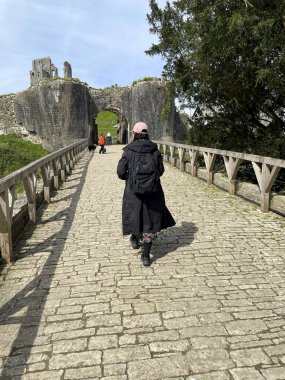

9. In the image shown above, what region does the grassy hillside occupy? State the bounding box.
[0,135,48,179]
[95,111,117,138]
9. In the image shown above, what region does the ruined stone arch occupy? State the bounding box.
[98,106,129,144]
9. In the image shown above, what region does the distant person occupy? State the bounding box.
[117,122,175,266]
[106,132,112,145]
[98,133,106,154]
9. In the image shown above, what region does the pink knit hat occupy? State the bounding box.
[132,122,148,133]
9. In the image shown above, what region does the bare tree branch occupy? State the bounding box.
[244,0,254,8]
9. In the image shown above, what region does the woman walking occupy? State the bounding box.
[117,122,175,266]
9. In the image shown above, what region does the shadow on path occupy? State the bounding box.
[151,221,198,264]
[0,153,93,379]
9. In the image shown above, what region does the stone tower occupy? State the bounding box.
[30,57,58,86]
[64,62,72,79]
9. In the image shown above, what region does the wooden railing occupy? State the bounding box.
[154,141,285,215]
[0,139,88,263]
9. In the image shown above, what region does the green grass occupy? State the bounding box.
[95,111,117,138]
[0,134,48,179]
[132,77,157,86]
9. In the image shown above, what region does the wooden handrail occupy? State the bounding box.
[154,141,285,168]
[0,139,88,263]
[154,140,285,214]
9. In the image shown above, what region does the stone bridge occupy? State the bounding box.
[0,144,285,379]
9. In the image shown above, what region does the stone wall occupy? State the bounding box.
[89,80,187,143]
[13,79,98,151]
[0,94,42,143]
[0,95,16,135]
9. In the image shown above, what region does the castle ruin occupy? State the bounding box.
[30,57,60,86]
[1,57,186,151]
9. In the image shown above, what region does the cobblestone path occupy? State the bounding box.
[0,145,285,380]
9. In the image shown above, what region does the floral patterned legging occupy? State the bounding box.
[137,232,158,244]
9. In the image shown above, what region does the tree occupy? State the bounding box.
[146,0,285,157]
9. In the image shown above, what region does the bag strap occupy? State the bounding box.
[149,151,161,178]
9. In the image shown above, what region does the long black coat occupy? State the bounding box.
[117,139,175,235]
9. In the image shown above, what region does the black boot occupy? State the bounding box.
[141,242,152,267]
[130,234,139,249]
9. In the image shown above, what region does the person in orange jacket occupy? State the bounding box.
[98,133,106,154]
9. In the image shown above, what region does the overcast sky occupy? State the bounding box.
[0,0,167,95]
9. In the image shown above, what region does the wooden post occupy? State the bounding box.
[79,144,86,159]
[52,158,60,190]
[162,145,167,162]
[23,173,37,223]
[170,146,175,166]
[60,155,66,182]
[203,152,217,184]
[73,147,77,164]
[65,152,71,175]
[41,163,51,203]
[178,147,185,172]
[223,156,242,195]
[69,149,74,170]
[252,162,281,212]
[0,187,15,263]
[189,149,198,177]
